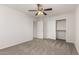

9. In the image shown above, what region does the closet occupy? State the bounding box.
[56,19,66,40]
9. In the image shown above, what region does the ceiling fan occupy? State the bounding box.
[28,4,52,16]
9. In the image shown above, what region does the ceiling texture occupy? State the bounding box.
[4,4,77,16]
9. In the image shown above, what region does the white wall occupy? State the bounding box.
[75,5,79,54]
[0,5,33,49]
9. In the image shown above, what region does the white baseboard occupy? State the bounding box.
[33,37,43,39]
[66,40,74,43]
[33,37,56,40]
[43,38,56,40]
[0,39,33,49]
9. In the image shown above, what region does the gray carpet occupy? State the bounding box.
[0,39,78,55]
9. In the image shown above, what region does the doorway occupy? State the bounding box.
[56,19,66,40]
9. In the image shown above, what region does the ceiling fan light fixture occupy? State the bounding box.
[28,4,52,16]
[38,11,43,15]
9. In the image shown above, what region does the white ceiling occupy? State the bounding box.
[4,4,77,16]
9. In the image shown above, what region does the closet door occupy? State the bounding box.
[37,20,43,39]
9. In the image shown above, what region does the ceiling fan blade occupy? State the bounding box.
[28,10,37,11]
[43,12,47,15]
[35,12,38,16]
[44,8,52,11]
